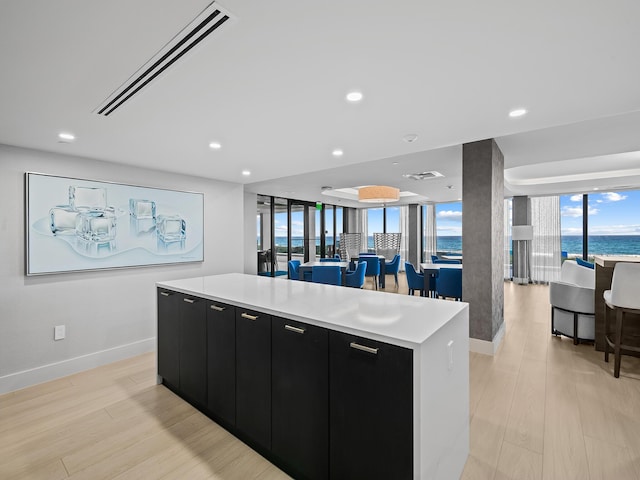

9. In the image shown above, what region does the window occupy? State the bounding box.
[435,201,462,253]
[367,208,384,252]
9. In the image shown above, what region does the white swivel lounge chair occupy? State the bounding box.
[549,261,595,344]
[603,262,640,378]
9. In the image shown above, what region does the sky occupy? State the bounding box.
[561,190,640,235]
[436,202,463,236]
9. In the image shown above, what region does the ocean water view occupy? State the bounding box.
[270,235,640,256]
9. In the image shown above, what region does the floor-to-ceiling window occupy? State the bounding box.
[256,195,352,276]
[290,201,307,262]
[561,190,640,260]
[366,208,384,252]
[435,201,463,254]
[385,206,400,233]
[560,193,585,260]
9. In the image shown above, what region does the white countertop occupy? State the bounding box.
[157,273,468,348]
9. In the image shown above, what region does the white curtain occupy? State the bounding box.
[359,209,368,252]
[424,204,436,262]
[399,206,410,271]
[504,198,512,279]
[530,196,561,283]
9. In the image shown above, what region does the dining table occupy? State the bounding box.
[299,261,351,285]
[420,263,463,297]
[442,254,463,262]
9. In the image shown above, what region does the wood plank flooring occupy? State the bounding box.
[2,277,640,479]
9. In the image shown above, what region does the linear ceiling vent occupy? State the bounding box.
[402,171,444,181]
[95,2,233,116]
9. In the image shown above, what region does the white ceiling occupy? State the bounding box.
[1,0,640,207]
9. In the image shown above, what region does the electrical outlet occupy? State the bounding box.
[54,325,66,341]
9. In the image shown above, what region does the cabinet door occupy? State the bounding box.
[329,331,413,480]
[179,294,207,406]
[272,317,328,480]
[236,308,271,450]
[207,300,236,426]
[157,288,180,389]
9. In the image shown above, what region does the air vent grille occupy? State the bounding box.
[402,171,444,181]
[95,2,232,116]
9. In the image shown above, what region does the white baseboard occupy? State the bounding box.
[469,322,506,355]
[0,337,156,395]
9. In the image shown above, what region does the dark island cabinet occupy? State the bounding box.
[235,307,272,451]
[178,294,207,407]
[271,317,329,480]
[157,288,180,390]
[206,300,236,427]
[157,288,416,480]
[329,331,413,480]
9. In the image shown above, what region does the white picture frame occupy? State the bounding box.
[25,172,204,275]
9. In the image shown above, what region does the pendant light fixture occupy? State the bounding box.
[358,185,400,203]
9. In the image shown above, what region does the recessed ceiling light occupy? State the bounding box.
[593,187,599,191]
[346,91,363,102]
[58,132,75,142]
[332,149,344,157]
[392,162,399,165]
[402,134,418,143]
[509,108,527,118]
[209,142,221,150]
[242,170,251,176]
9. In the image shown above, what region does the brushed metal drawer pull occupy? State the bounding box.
[160,291,170,296]
[210,304,226,311]
[183,298,195,304]
[241,313,258,320]
[350,342,378,355]
[285,324,305,334]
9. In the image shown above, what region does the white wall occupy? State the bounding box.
[244,191,258,275]
[0,144,245,393]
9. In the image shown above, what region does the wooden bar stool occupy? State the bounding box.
[603,262,640,378]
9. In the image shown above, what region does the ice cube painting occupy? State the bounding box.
[26,173,203,275]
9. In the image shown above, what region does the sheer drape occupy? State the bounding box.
[424,204,437,261]
[399,206,409,271]
[359,209,368,252]
[530,196,561,283]
[504,199,512,279]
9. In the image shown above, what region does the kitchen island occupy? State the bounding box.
[157,273,469,480]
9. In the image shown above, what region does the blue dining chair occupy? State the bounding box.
[431,255,439,262]
[576,257,595,269]
[360,255,380,290]
[311,265,341,286]
[345,261,366,288]
[404,262,425,296]
[288,260,300,280]
[384,254,401,288]
[320,257,340,262]
[436,268,462,301]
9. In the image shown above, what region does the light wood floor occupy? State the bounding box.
[2,276,640,479]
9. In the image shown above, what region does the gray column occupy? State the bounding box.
[462,139,504,346]
[407,204,421,267]
[512,196,531,283]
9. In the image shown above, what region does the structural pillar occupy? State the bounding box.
[512,196,531,284]
[462,139,505,354]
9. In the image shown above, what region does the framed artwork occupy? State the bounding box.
[25,172,204,275]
